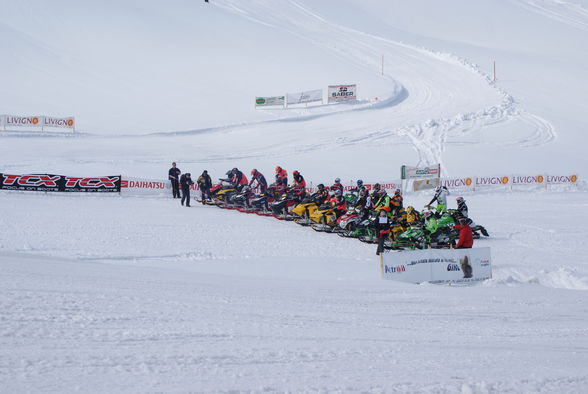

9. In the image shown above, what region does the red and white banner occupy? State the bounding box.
[328,84,357,103]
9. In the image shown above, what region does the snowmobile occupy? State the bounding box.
[447,209,490,239]
[230,186,256,213]
[355,211,379,243]
[209,179,238,207]
[292,195,323,226]
[250,192,274,217]
[268,191,301,220]
[390,224,429,250]
[309,203,339,232]
[336,207,365,237]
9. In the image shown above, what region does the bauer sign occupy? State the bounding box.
[0,173,121,193]
[328,84,357,103]
[380,248,492,284]
[255,96,285,108]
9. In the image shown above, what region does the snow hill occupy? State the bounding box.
[1,0,588,392]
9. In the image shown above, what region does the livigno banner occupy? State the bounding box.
[0,173,121,192]
[255,96,285,107]
[380,247,492,284]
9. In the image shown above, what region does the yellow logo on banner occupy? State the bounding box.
[32,117,39,125]
[501,176,509,184]
[537,175,544,183]
[67,119,74,127]
[571,175,578,183]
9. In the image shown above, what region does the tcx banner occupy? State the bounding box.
[0,174,121,192]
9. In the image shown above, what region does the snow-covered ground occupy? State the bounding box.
[1,0,588,392]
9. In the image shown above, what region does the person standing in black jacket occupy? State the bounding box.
[376,209,391,255]
[180,173,194,207]
[169,162,182,199]
[197,170,213,204]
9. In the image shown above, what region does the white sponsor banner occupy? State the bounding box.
[287,89,322,105]
[546,174,578,184]
[255,96,285,107]
[381,248,492,284]
[328,84,357,103]
[43,116,75,129]
[413,178,440,192]
[475,175,510,188]
[402,164,441,179]
[5,115,42,128]
[441,177,475,190]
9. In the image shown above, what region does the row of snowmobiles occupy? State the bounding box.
[197,179,489,251]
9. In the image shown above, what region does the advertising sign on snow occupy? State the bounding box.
[401,164,441,179]
[43,116,75,129]
[381,248,492,284]
[328,84,357,103]
[5,115,42,128]
[0,173,121,192]
[286,89,323,105]
[255,96,285,108]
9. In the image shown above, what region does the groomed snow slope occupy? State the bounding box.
[1,0,588,392]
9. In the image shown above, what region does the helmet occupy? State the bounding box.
[435,186,441,192]
[251,169,257,176]
[232,167,238,173]
[394,188,401,195]
[317,183,325,190]
[456,196,465,203]
[406,206,414,213]
[293,170,299,176]
[275,166,282,173]
[335,178,341,183]
[203,170,207,174]
[374,183,381,191]
[357,179,363,186]
[334,189,342,197]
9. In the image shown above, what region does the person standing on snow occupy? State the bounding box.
[376,209,391,255]
[180,173,194,207]
[249,169,268,194]
[168,162,182,199]
[427,186,450,214]
[197,170,212,204]
[453,218,474,248]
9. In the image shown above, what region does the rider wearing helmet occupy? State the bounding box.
[311,183,329,204]
[330,178,344,195]
[427,185,450,214]
[249,169,268,194]
[291,170,306,193]
[351,179,365,194]
[374,188,392,215]
[390,188,403,215]
[275,166,288,186]
[456,196,468,218]
[230,168,248,190]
